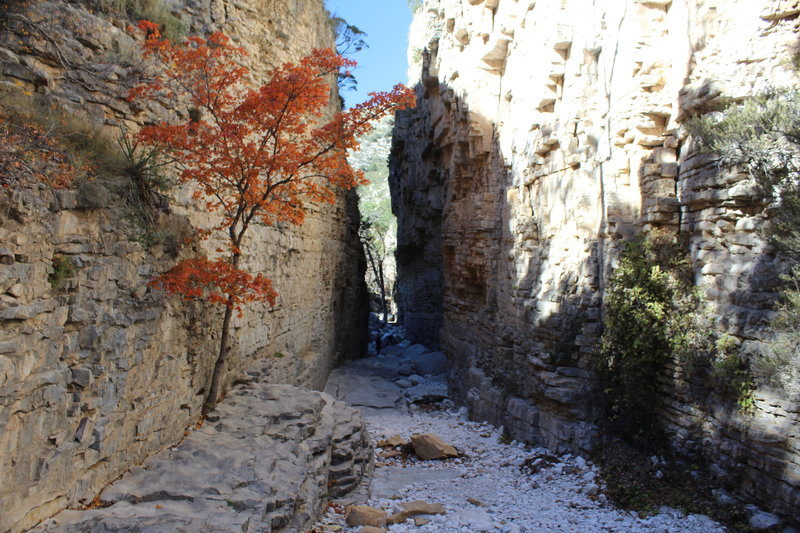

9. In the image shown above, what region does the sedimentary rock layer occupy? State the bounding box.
[391,0,799,518]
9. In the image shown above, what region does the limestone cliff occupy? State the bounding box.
[391,0,799,518]
[0,1,368,531]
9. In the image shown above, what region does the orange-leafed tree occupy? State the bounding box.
[129,21,415,413]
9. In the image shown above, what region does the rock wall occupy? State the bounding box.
[0,1,368,531]
[391,0,800,518]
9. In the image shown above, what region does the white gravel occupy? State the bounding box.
[315,376,726,532]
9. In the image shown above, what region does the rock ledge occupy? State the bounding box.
[32,383,373,533]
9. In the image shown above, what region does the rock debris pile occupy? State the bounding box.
[316,340,726,533]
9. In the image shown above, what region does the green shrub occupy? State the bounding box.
[711,351,756,414]
[407,0,424,13]
[690,88,800,394]
[600,230,711,443]
[688,88,800,259]
[48,255,78,290]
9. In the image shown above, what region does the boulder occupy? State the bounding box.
[398,364,414,376]
[410,433,458,460]
[378,450,403,459]
[451,508,495,531]
[748,509,781,530]
[403,344,431,359]
[346,506,387,528]
[408,374,425,385]
[411,351,448,376]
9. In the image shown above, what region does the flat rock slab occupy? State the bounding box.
[32,383,373,533]
[325,370,403,410]
[369,465,461,500]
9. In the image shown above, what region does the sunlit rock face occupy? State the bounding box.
[391,0,799,517]
[0,1,368,530]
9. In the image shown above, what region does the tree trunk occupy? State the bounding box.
[364,243,387,323]
[376,256,387,323]
[202,252,240,414]
[203,300,233,414]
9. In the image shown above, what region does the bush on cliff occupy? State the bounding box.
[690,88,800,392]
[0,84,178,247]
[599,230,709,444]
[95,0,186,41]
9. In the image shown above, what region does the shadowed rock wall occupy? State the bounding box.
[391,0,799,518]
[0,1,368,531]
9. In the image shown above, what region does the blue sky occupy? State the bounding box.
[324,0,414,108]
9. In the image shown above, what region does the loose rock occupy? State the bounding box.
[377,435,407,448]
[345,506,387,528]
[410,433,459,460]
[358,527,386,533]
[748,508,781,530]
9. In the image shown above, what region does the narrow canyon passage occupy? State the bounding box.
[2,0,800,530]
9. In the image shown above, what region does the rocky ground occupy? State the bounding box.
[314,339,731,533]
[25,332,787,533]
[30,383,373,533]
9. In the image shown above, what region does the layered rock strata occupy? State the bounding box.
[0,1,367,531]
[31,383,373,533]
[391,0,800,518]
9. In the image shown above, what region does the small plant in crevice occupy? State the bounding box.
[407,0,424,13]
[0,85,124,191]
[410,46,424,65]
[115,127,177,247]
[48,255,78,290]
[94,0,186,42]
[498,428,513,445]
[710,334,757,414]
[118,128,172,210]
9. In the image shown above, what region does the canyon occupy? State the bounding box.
[0,0,799,530]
